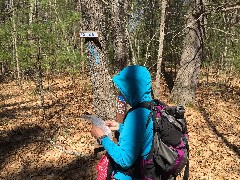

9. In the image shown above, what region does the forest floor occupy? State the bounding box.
[0,74,239,180]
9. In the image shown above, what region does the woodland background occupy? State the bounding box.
[0,0,239,179]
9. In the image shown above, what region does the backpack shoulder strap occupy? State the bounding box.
[129,101,152,111]
[130,99,168,111]
[129,101,156,128]
[122,101,152,126]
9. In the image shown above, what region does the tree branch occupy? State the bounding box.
[126,28,136,65]
[101,0,109,6]
[208,27,236,36]
[216,5,240,12]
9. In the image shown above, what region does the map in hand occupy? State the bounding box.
[80,115,112,138]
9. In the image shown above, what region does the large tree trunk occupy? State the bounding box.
[171,0,204,105]
[80,0,117,120]
[155,0,168,98]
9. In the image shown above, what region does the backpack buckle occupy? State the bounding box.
[176,105,185,114]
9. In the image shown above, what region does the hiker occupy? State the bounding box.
[91,65,154,179]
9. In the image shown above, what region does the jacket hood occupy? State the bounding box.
[112,65,152,107]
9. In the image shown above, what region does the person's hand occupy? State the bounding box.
[105,120,120,131]
[91,124,105,139]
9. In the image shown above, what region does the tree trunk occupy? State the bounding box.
[85,41,116,120]
[77,0,85,73]
[171,0,204,105]
[155,0,168,98]
[80,0,117,120]
[0,62,4,82]
[126,28,136,64]
[28,0,34,40]
[36,40,45,111]
[110,0,129,72]
[35,0,45,117]
[10,0,20,82]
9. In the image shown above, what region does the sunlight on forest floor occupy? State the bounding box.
[0,74,239,180]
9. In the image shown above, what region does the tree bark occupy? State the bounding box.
[36,40,45,111]
[10,0,20,82]
[126,28,136,64]
[80,0,117,120]
[110,0,129,72]
[77,0,85,73]
[171,0,204,105]
[35,0,45,116]
[155,0,168,98]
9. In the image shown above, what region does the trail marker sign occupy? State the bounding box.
[80,31,98,38]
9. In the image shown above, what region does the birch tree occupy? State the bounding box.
[155,0,168,97]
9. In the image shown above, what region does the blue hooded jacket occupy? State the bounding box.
[101,65,154,179]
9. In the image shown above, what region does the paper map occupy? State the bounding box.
[80,115,112,138]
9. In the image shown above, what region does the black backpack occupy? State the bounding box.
[134,99,189,180]
[108,99,189,180]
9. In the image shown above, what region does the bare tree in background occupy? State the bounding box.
[155,0,168,98]
[10,0,20,83]
[35,0,45,116]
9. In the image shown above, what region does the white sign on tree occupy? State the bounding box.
[80,31,98,38]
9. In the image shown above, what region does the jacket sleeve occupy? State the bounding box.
[118,123,124,133]
[101,108,150,169]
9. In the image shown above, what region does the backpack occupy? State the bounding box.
[107,99,189,180]
[133,99,189,180]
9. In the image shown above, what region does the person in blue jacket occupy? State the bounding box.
[91,65,153,179]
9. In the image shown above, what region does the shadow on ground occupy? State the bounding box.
[18,156,97,180]
[0,93,21,102]
[0,125,45,168]
[0,124,98,180]
[198,105,240,157]
[0,100,36,121]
